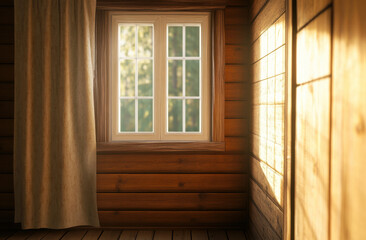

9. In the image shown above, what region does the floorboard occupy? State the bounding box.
[99,230,121,240]
[153,230,172,240]
[119,230,138,240]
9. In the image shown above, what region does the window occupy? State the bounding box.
[110,13,211,141]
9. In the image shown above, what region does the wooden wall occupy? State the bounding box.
[294,0,332,239]
[248,0,286,239]
[0,0,251,228]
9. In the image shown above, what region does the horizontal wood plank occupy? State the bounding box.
[0,83,13,101]
[0,45,13,63]
[97,142,225,153]
[0,25,14,44]
[225,118,248,136]
[0,119,13,136]
[97,193,248,210]
[0,64,13,82]
[225,65,250,83]
[225,24,250,45]
[0,154,12,173]
[250,0,268,21]
[0,193,13,209]
[225,82,249,101]
[251,0,285,42]
[249,201,281,240]
[225,7,249,25]
[97,174,248,193]
[97,154,248,173]
[0,101,13,118]
[225,101,249,119]
[0,174,12,192]
[0,137,13,153]
[99,210,246,228]
[0,7,13,25]
[225,45,250,64]
[225,137,248,152]
[0,1,14,6]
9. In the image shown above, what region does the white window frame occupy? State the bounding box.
[110,12,211,141]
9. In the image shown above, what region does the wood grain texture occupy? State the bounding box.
[96,0,227,10]
[296,9,331,84]
[97,193,248,210]
[120,230,138,240]
[225,65,250,83]
[0,119,13,136]
[213,9,225,142]
[82,230,103,240]
[0,83,13,101]
[250,0,268,21]
[250,179,283,237]
[99,230,121,240]
[225,45,249,64]
[98,211,246,227]
[225,83,249,101]
[0,7,13,25]
[251,0,285,42]
[249,201,281,240]
[153,230,171,240]
[0,64,13,82]
[225,24,249,45]
[0,25,14,44]
[225,7,249,25]
[97,154,248,173]
[332,0,366,239]
[0,45,13,63]
[225,101,249,119]
[297,0,331,29]
[136,230,154,240]
[225,119,248,136]
[192,230,208,240]
[226,230,247,240]
[173,230,190,240]
[97,142,225,153]
[0,101,13,118]
[97,174,248,193]
[295,79,330,240]
[225,137,248,152]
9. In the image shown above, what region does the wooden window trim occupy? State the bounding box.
[95,8,225,153]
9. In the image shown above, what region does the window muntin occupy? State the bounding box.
[110,13,211,141]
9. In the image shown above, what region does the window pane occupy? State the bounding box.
[168,99,182,132]
[186,99,200,132]
[119,25,135,57]
[168,60,182,96]
[185,60,200,96]
[138,26,153,57]
[120,60,135,97]
[138,99,153,132]
[186,26,199,57]
[120,99,135,132]
[168,26,183,57]
[138,60,153,96]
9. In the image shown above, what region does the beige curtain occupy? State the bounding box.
[14,0,99,229]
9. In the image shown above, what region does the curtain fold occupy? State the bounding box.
[14,0,99,229]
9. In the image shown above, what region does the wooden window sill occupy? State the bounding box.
[97,141,225,153]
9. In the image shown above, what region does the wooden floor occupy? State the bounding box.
[0,229,248,240]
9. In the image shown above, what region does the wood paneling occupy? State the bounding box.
[0,25,14,44]
[225,7,249,25]
[225,65,250,83]
[0,119,13,136]
[225,137,248,152]
[251,0,285,42]
[98,211,246,227]
[225,25,249,45]
[97,174,248,193]
[0,154,12,173]
[249,201,281,240]
[225,101,249,119]
[250,179,283,236]
[297,0,331,29]
[250,0,268,21]
[0,83,13,101]
[225,83,249,101]
[97,193,248,210]
[0,138,13,153]
[0,45,13,63]
[0,64,13,82]
[0,8,13,25]
[0,101,13,118]
[0,174,12,192]
[225,45,249,64]
[225,119,248,136]
[295,78,330,240]
[97,154,248,174]
[331,0,366,239]
[296,9,331,84]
